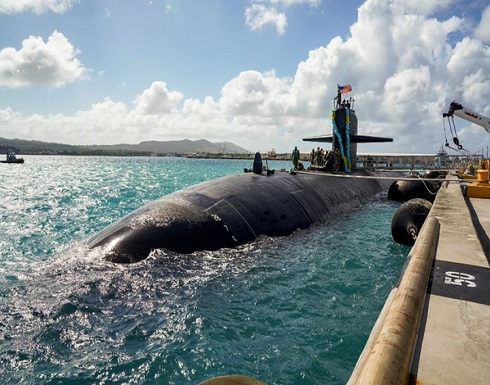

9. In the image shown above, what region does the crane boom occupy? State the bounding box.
[443,101,490,133]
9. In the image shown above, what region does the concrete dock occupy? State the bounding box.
[410,175,490,384]
[348,172,490,384]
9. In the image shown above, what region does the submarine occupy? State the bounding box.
[88,88,400,264]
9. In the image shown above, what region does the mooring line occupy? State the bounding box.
[287,170,471,183]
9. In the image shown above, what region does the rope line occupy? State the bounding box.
[291,170,475,183]
[414,174,439,195]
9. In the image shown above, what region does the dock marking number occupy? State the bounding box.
[432,261,489,304]
[444,271,476,288]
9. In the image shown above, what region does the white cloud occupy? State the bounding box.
[0,0,79,14]
[447,37,490,79]
[382,66,431,119]
[245,0,319,35]
[133,81,183,115]
[0,31,89,88]
[474,4,490,43]
[460,70,490,106]
[2,0,490,154]
[245,4,288,35]
[220,70,292,116]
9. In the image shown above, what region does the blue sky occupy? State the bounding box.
[0,0,489,154]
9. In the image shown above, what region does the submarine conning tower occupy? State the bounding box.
[303,86,393,172]
[332,96,358,172]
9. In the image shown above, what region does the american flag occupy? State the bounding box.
[337,84,352,94]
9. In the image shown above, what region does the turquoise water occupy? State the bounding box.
[0,156,409,384]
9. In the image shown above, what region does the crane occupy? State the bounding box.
[443,102,490,132]
[442,101,490,150]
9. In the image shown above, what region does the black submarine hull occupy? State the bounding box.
[88,170,401,263]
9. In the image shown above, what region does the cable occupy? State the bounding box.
[292,170,475,183]
[414,174,439,195]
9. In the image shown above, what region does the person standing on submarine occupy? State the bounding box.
[292,146,300,168]
[316,147,324,166]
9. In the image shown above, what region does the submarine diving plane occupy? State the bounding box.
[88,87,399,263]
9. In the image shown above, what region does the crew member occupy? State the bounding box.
[316,147,324,166]
[465,162,475,176]
[310,148,315,165]
[292,146,300,168]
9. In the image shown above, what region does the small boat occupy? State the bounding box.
[1,150,24,164]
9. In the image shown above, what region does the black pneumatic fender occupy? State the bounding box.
[391,198,432,246]
[424,170,447,179]
[387,179,438,203]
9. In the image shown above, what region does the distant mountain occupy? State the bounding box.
[0,137,79,154]
[0,137,250,155]
[84,139,249,154]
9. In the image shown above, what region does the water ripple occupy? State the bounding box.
[0,156,408,384]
